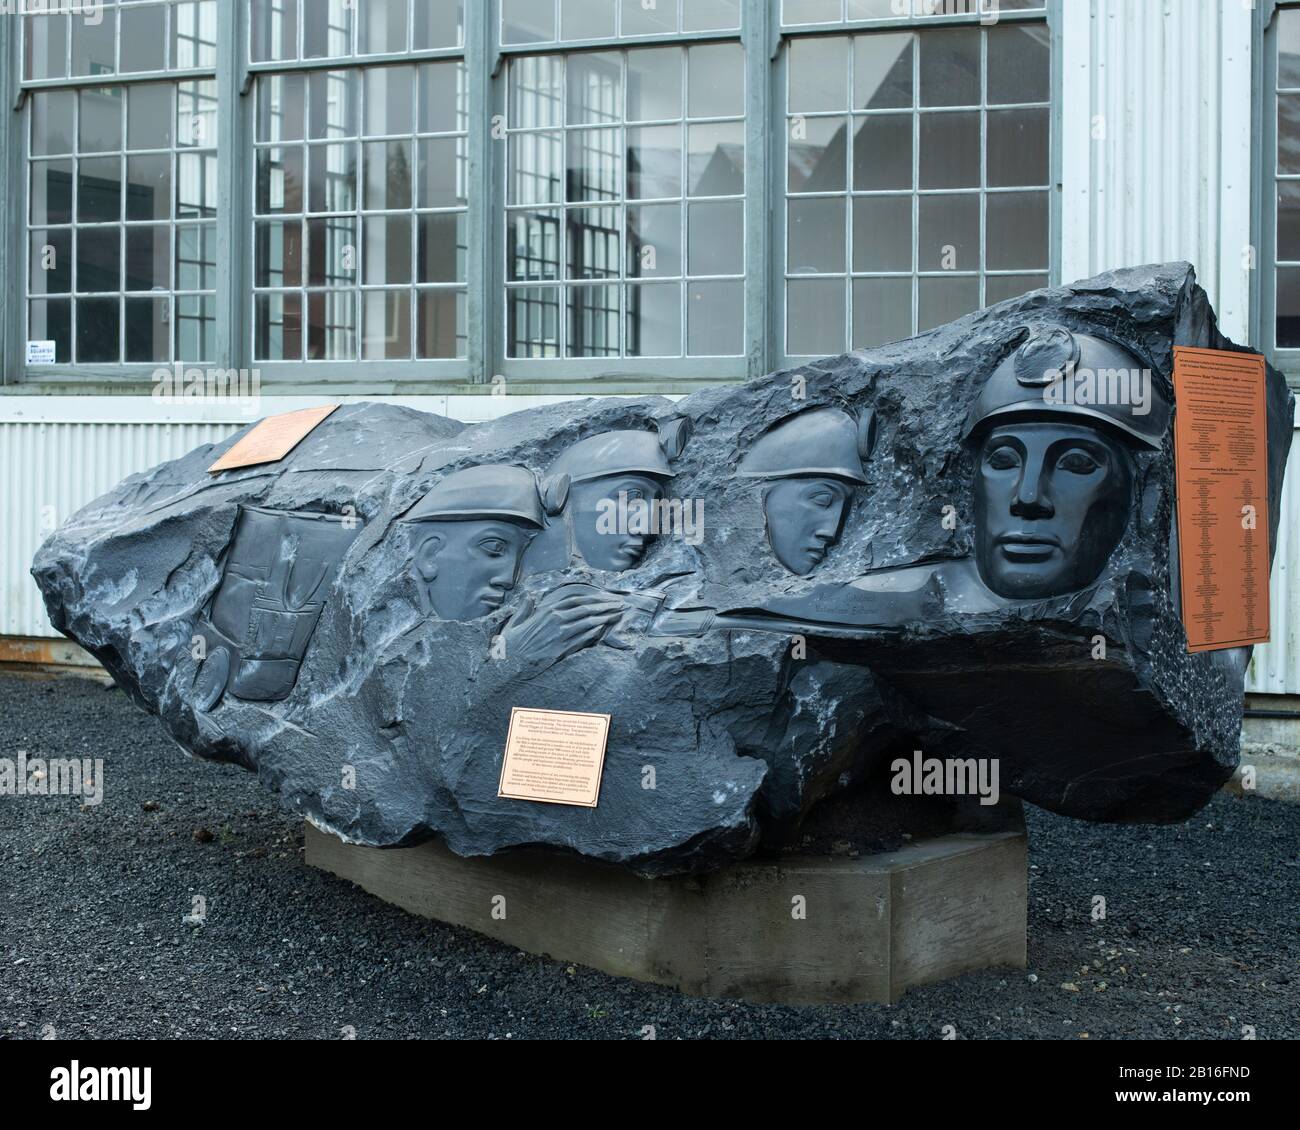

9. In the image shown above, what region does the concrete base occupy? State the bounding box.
[1229,744,1300,804]
[304,821,1027,1005]
[1243,695,1300,749]
[0,635,111,680]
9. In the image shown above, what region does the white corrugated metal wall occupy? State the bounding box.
[0,0,1296,692]
[0,419,238,640]
[1059,0,1297,694]
[1059,0,1254,340]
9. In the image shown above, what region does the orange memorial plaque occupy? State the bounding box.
[498,707,611,807]
[207,405,339,473]
[1173,346,1271,652]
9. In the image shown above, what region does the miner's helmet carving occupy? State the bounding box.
[962,324,1171,450]
[520,417,693,574]
[402,464,560,621]
[547,422,685,485]
[964,326,1168,602]
[738,407,876,576]
[738,406,876,485]
[402,464,555,529]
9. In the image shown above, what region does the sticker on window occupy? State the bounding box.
[27,341,56,365]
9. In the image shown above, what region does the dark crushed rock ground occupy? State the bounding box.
[1,675,1296,1040]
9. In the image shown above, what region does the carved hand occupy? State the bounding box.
[500,588,625,674]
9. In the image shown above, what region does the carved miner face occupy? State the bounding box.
[974,420,1133,600]
[569,473,667,572]
[402,463,549,620]
[413,520,536,620]
[761,477,854,576]
[737,407,873,577]
[535,425,689,576]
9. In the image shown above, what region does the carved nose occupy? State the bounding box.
[1011,471,1053,518]
[814,515,839,538]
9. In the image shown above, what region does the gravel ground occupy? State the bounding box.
[1,674,1297,1040]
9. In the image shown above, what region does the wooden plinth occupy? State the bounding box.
[304,821,1026,1005]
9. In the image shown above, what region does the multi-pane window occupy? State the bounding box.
[783,20,1050,356]
[781,0,1045,24]
[11,0,1057,380]
[26,83,218,365]
[22,2,218,366]
[249,0,464,62]
[505,42,747,359]
[23,0,218,81]
[1273,7,1300,354]
[251,60,468,361]
[501,0,742,45]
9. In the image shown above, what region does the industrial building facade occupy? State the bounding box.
[0,0,1297,700]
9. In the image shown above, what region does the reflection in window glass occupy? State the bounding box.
[25,2,218,81]
[121,5,168,75]
[506,44,746,358]
[1277,10,1300,348]
[781,0,1046,25]
[502,0,740,46]
[251,0,465,60]
[785,24,1051,356]
[23,14,67,82]
[71,7,117,77]
[682,0,741,32]
[304,0,355,60]
[26,81,218,365]
[173,1,220,69]
[253,60,469,360]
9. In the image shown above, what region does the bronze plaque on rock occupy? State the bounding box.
[208,405,339,473]
[498,707,611,807]
[1173,346,1270,652]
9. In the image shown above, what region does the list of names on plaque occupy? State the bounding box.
[1173,346,1270,652]
[498,707,611,807]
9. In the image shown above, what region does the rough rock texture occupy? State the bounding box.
[32,263,1293,874]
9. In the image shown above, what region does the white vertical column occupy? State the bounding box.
[1058,0,1095,283]
[1218,0,1255,343]
[1057,0,1253,343]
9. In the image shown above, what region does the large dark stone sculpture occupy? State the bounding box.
[32,264,1294,874]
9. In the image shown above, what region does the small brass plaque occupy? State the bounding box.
[498,707,611,808]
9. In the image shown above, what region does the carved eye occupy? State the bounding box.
[808,490,836,508]
[1057,448,1102,475]
[985,445,1020,471]
[478,538,509,557]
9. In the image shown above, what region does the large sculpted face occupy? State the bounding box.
[413,520,535,620]
[974,421,1133,600]
[762,477,853,576]
[569,473,666,571]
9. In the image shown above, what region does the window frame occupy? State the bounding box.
[1,0,1062,393]
[771,0,1059,367]
[1257,0,1300,388]
[242,2,476,381]
[490,3,760,384]
[4,1,228,385]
